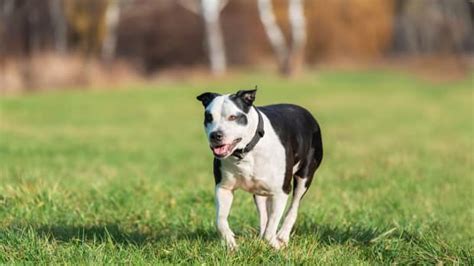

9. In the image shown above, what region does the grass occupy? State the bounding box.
[0,70,472,264]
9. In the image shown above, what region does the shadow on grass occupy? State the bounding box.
[32,223,218,246]
[29,222,410,247]
[25,222,469,264]
[295,223,398,246]
[295,222,472,264]
[5,214,419,248]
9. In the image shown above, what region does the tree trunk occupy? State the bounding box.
[102,0,121,62]
[286,0,306,75]
[257,0,288,74]
[29,3,41,54]
[392,0,473,55]
[258,0,307,76]
[0,0,14,56]
[201,0,226,75]
[48,0,68,54]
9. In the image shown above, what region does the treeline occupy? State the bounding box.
[1,0,473,76]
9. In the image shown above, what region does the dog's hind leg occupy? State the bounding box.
[276,176,309,245]
[253,195,269,238]
[277,130,323,246]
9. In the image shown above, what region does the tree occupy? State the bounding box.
[102,0,123,62]
[179,0,229,76]
[64,0,108,57]
[258,0,307,75]
[392,0,473,54]
[48,0,68,54]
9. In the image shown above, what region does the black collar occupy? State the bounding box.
[232,107,265,160]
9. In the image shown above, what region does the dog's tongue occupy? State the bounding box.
[213,144,230,156]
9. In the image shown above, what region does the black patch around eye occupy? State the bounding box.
[204,112,213,125]
[229,95,251,113]
[235,113,248,125]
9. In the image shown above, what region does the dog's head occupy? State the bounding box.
[197,89,258,159]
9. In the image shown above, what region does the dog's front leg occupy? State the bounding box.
[215,186,237,250]
[253,195,269,238]
[264,193,288,249]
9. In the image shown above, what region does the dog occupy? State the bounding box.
[196,89,323,249]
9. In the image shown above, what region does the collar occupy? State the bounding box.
[232,107,265,160]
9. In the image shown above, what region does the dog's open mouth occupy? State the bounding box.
[211,138,242,158]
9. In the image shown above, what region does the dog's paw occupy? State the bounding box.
[268,237,285,250]
[221,234,238,251]
[227,238,238,251]
[276,230,290,246]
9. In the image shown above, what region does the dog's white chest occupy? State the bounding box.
[218,112,287,196]
[221,158,273,196]
[240,179,272,196]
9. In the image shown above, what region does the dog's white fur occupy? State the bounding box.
[205,94,310,249]
[205,95,258,151]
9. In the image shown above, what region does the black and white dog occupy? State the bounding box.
[197,89,323,249]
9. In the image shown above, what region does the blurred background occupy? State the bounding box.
[0,0,473,92]
[0,1,473,263]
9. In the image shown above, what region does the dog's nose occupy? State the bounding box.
[210,131,224,142]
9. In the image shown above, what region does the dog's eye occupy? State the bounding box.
[228,115,237,121]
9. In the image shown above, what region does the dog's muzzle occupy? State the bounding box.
[210,138,242,158]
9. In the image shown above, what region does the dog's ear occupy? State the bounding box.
[196,92,220,107]
[235,88,257,106]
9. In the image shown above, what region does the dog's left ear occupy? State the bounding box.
[235,88,257,106]
[196,92,220,107]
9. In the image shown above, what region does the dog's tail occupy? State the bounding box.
[313,128,323,170]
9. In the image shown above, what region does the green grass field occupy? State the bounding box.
[0,70,472,264]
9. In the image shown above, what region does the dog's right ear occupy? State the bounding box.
[196,92,220,107]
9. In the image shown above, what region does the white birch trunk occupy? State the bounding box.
[258,0,307,75]
[287,0,306,74]
[102,0,121,61]
[48,0,67,54]
[178,0,228,75]
[257,0,288,72]
[201,0,226,75]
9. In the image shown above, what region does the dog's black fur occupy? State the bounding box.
[258,104,323,193]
